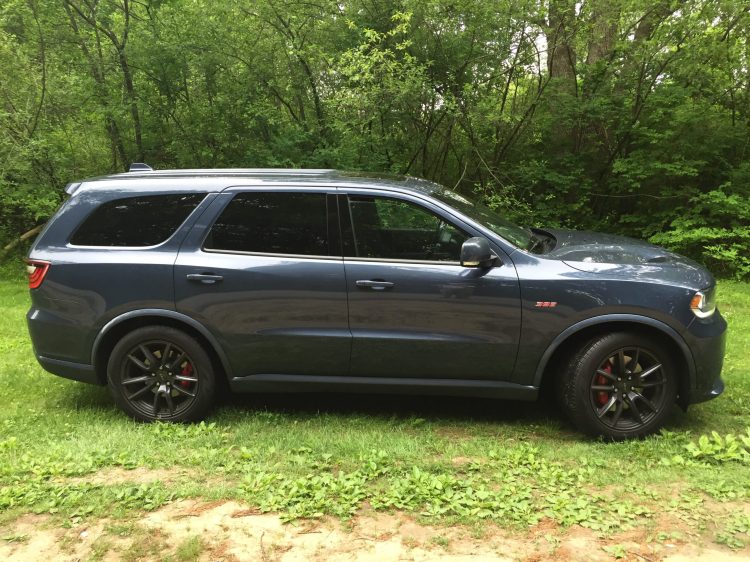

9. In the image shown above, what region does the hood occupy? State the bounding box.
[541,228,714,288]
[545,228,676,264]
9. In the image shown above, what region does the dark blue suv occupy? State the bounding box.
[26,166,726,439]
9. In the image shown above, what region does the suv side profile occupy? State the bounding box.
[26,166,726,439]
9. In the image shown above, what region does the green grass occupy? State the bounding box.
[0,278,749,550]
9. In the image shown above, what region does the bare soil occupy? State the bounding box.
[2,499,749,562]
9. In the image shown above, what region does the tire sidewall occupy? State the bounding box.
[107,326,216,422]
[566,332,677,440]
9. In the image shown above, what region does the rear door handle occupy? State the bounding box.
[186,273,224,284]
[355,279,395,291]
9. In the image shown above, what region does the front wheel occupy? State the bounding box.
[559,332,677,439]
[107,326,216,422]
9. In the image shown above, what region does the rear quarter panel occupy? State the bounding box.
[27,190,216,365]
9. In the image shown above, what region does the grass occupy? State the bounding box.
[0,278,749,552]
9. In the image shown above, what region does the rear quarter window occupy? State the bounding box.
[70,194,205,247]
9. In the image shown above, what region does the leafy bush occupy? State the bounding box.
[651,167,750,280]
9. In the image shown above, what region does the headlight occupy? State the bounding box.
[690,287,717,319]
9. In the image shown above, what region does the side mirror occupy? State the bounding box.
[460,237,497,268]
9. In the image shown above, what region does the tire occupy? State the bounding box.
[107,326,216,422]
[559,332,677,440]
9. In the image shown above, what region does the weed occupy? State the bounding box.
[87,536,114,562]
[430,534,450,548]
[2,533,29,543]
[715,514,750,550]
[685,430,750,464]
[119,526,167,562]
[603,544,627,558]
[174,536,205,562]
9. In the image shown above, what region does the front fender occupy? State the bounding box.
[531,314,696,394]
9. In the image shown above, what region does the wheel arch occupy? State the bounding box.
[534,315,695,409]
[92,310,232,385]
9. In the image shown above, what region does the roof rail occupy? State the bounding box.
[129,162,153,172]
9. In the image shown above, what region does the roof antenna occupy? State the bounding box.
[129,163,153,172]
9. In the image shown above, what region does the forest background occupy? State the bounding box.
[1,0,749,277]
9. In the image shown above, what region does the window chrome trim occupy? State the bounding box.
[202,248,342,261]
[343,256,463,266]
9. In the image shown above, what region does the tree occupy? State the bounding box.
[0,0,748,277]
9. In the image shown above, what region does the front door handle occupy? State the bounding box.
[186,273,224,284]
[355,279,395,291]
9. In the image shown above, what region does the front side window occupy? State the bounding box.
[70,193,205,247]
[345,196,468,262]
[205,192,329,256]
[431,188,534,250]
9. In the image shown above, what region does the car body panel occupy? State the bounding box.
[336,189,522,381]
[173,190,350,378]
[344,259,521,380]
[25,168,726,412]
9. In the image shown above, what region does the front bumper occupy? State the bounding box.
[684,309,727,405]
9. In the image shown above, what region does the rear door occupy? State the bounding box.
[174,188,350,378]
[340,191,521,380]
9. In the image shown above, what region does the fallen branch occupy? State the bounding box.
[0,224,44,260]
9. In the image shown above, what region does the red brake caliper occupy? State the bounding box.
[180,362,194,388]
[596,363,612,406]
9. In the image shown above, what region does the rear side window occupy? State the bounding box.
[204,192,329,256]
[70,194,205,247]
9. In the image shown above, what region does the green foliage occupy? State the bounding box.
[684,430,750,464]
[173,536,205,562]
[602,544,628,559]
[716,514,750,549]
[1,1,748,275]
[240,445,654,530]
[651,166,750,279]
[661,428,750,466]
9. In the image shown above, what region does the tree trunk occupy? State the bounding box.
[586,0,619,67]
[546,0,578,95]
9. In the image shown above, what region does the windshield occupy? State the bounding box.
[432,188,534,250]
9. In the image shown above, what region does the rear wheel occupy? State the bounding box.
[107,326,215,422]
[559,332,677,439]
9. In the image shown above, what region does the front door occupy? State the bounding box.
[340,192,521,380]
[174,190,350,378]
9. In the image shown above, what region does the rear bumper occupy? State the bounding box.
[28,305,102,385]
[685,310,727,405]
[36,354,103,385]
[26,306,92,366]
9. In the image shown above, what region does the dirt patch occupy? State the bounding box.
[450,456,479,467]
[1,500,750,561]
[665,550,750,562]
[0,514,112,562]
[66,466,185,486]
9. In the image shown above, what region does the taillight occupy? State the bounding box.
[24,259,50,289]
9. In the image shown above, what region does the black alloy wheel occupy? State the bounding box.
[589,347,668,432]
[108,326,216,422]
[559,332,677,439]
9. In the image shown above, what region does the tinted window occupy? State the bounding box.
[70,194,205,246]
[345,196,468,261]
[432,188,533,250]
[205,192,329,256]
